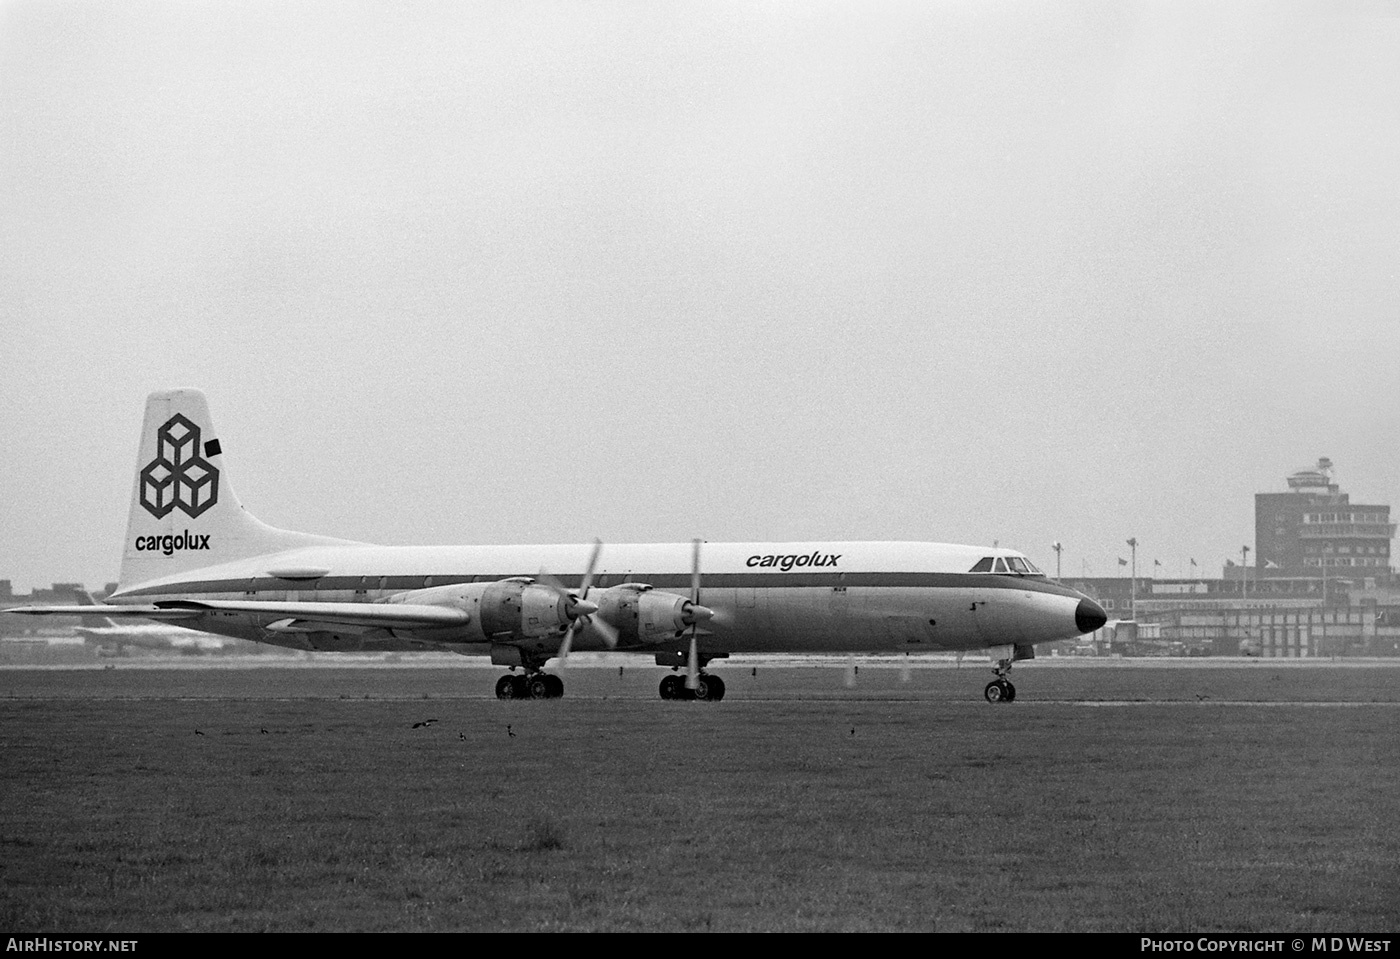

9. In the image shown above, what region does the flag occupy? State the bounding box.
[1118,558,1128,567]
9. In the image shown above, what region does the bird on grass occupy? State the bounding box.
[194,730,204,736]
[506,724,515,738]
[411,718,438,729]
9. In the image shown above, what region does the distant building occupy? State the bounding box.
[1065,575,1400,658]
[1255,458,1394,577]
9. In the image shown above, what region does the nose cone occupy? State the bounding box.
[1075,598,1108,635]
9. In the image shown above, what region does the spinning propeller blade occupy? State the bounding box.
[686,538,701,689]
[548,539,608,667]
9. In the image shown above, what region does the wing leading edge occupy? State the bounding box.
[7,600,470,630]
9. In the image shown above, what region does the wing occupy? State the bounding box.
[158,599,470,630]
[5,600,469,630]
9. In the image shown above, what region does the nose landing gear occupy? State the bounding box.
[982,644,1035,703]
[984,677,1016,703]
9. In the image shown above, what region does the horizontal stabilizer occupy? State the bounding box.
[4,605,204,620]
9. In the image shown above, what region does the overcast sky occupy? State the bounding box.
[2,2,1397,592]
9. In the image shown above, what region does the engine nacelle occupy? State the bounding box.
[514,583,572,639]
[638,591,694,641]
[392,578,572,641]
[595,585,701,646]
[388,579,699,648]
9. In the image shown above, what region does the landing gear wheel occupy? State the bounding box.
[985,655,1019,703]
[495,675,522,700]
[544,674,564,698]
[694,675,725,701]
[527,675,553,700]
[660,674,686,700]
[984,680,1015,704]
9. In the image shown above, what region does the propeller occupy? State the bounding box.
[546,540,619,667]
[686,538,702,689]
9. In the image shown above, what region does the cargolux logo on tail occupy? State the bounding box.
[139,414,220,519]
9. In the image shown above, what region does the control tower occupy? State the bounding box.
[1255,458,1394,576]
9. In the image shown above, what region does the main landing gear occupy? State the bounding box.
[495,671,564,700]
[659,672,726,702]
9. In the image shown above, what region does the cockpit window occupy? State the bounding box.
[971,555,1044,575]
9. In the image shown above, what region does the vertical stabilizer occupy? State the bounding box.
[118,390,359,589]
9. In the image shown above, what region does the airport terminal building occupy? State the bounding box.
[1068,460,1398,658]
[1255,458,1393,578]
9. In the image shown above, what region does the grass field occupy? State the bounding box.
[2,662,1398,932]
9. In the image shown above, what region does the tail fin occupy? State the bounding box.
[118,389,359,590]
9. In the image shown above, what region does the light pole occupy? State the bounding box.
[1126,537,1138,620]
[1320,542,1331,658]
[1052,542,1063,580]
[1241,545,1250,599]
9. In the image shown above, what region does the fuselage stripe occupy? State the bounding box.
[113,572,1082,601]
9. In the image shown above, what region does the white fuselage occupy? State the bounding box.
[109,540,1094,657]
